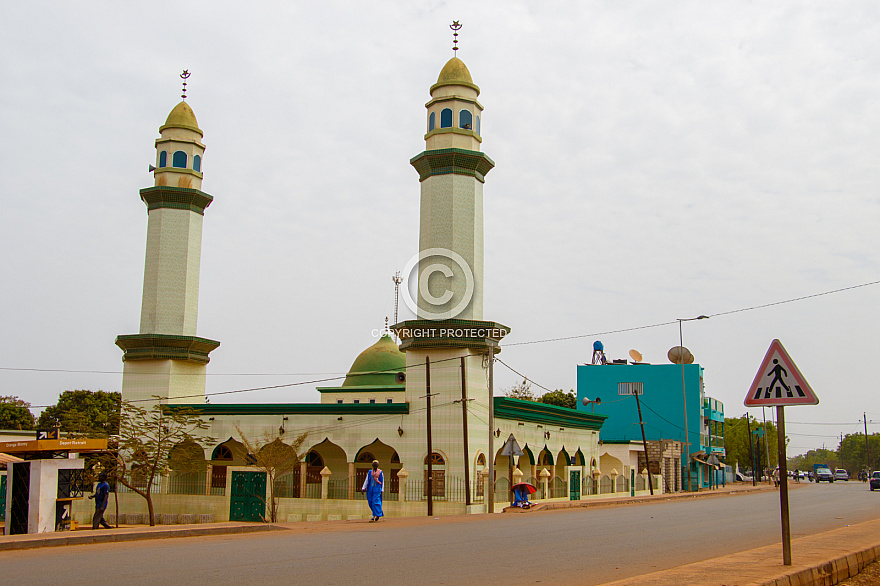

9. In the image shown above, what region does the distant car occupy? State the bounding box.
[870,471,880,491]
[834,469,849,481]
[815,468,834,483]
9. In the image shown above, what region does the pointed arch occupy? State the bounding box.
[537,446,554,466]
[557,447,570,467]
[573,449,586,466]
[521,444,535,465]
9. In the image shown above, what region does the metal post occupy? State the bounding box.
[425,356,433,517]
[865,413,871,473]
[634,391,654,495]
[762,407,772,483]
[488,350,495,513]
[460,356,471,506]
[679,320,690,492]
[746,414,757,487]
[777,406,791,565]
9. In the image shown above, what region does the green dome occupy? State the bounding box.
[342,335,406,387]
[159,101,203,137]
[431,57,480,95]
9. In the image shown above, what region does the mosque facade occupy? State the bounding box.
[95,44,665,524]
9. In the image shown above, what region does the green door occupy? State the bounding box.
[569,470,581,501]
[0,474,6,520]
[230,471,266,522]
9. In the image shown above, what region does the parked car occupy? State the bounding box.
[834,469,850,481]
[815,468,834,483]
[870,471,880,491]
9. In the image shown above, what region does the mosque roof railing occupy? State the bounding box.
[167,402,409,416]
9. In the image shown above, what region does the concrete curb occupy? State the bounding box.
[0,523,286,552]
[598,518,880,586]
[762,544,880,586]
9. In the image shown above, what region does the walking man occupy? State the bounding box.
[89,473,112,529]
[362,460,384,522]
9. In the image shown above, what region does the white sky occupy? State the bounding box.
[2,2,878,456]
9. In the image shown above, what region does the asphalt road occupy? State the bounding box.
[3,482,879,585]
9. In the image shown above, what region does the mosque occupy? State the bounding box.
[99,32,661,523]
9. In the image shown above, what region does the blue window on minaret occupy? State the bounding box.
[440,108,453,128]
[159,151,167,168]
[172,151,187,169]
[476,115,481,135]
[429,112,436,131]
[193,154,201,172]
[459,109,473,130]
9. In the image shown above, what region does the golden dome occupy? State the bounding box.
[159,101,203,137]
[431,57,480,95]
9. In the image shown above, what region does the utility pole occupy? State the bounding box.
[865,413,871,473]
[458,357,472,506]
[488,351,495,514]
[423,356,436,517]
[633,390,654,495]
[746,414,757,487]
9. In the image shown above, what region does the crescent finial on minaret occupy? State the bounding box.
[450,21,462,54]
[180,70,191,100]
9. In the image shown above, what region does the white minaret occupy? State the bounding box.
[116,72,219,405]
[393,27,509,508]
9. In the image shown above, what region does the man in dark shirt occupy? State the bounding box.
[89,473,113,529]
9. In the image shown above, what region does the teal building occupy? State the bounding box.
[577,363,725,490]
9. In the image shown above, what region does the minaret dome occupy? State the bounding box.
[154,100,206,190]
[425,57,483,151]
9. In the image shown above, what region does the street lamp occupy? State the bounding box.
[678,315,709,492]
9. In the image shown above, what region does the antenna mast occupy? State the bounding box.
[392,272,403,340]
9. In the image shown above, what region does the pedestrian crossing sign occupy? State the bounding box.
[745,339,818,407]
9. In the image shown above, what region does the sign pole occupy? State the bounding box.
[777,405,791,565]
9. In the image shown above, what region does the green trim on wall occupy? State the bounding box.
[494,397,607,431]
[139,186,214,214]
[115,333,220,365]
[316,385,406,393]
[410,148,495,183]
[166,402,410,416]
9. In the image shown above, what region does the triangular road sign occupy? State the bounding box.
[500,434,524,457]
[745,339,818,407]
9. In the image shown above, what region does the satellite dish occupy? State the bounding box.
[629,349,643,363]
[667,346,695,365]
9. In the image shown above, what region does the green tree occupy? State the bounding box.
[836,433,880,473]
[237,427,308,523]
[539,389,577,409]
[102,400,215,526]
[0,396,35,430]
[503,379,534,401]
[788,448,838,473]
[723,415,780,473]
[36,390,121,436]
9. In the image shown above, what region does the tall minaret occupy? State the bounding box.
[116,72,219,405]
[393,25,508,503]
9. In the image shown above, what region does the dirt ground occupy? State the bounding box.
[840,559,880,585]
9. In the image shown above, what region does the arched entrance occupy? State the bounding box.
[424,452,446,498]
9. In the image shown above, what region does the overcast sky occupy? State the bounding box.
[2,2,878,456]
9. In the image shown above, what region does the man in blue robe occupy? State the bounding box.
[362,460,384,521]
